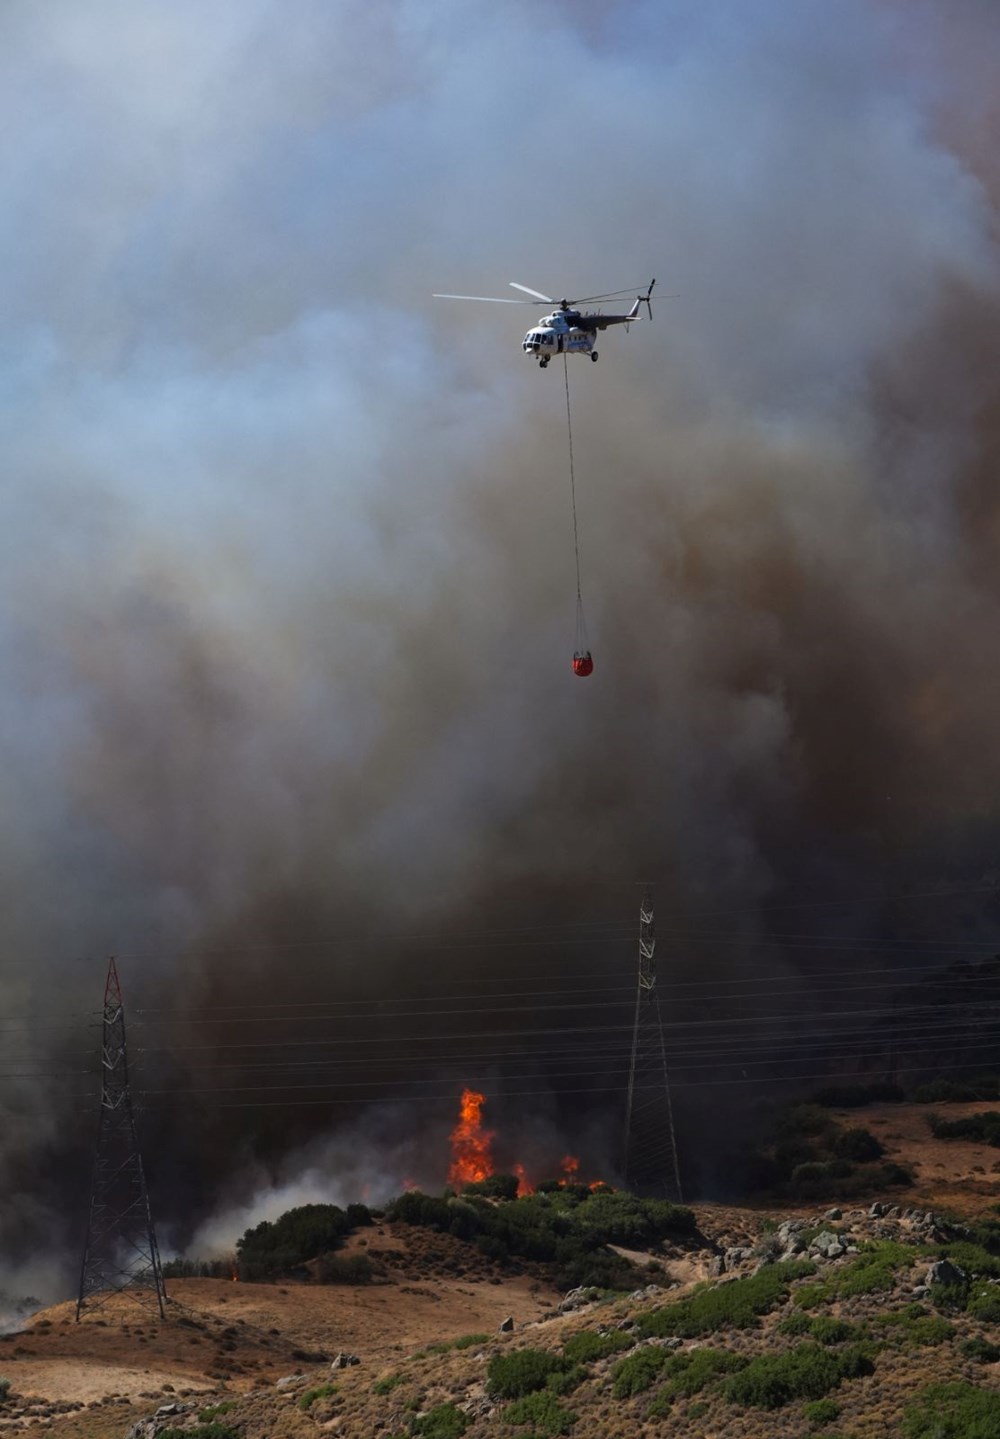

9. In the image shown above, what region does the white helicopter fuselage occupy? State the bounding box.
[522,310,594,361]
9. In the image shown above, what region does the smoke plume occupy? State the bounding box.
[1,0,1000,1293]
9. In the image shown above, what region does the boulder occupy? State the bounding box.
[498,1317,514,1333]
[926,1259,966,1288]
[825,1208,843,1221]
[330,1352,361,1370]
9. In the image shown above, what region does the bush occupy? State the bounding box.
[346,1202,373,1228]
[927,1112,1000,1147]
[236,1203,351,1280]
[879,1308,954,1345]
[313,1253,376,1285]
[158,1428,239,1439]
[638,1260,816,1339]
[299,1382,337,1411]
[809,1317,857,1346]
[373,1374,404,1395]
[796,1241,916,1306]
[198,1402,236,1422]
[723,1343,873,1410]
[804,1397,842,1428]
[902,1381,1000,1438]
[913,1076,1000,1104]
[0,1380,9,1403]
[958,1335,1000,1363]
[410,1402,469,1438]
[503,1390,577,1435]
[832,1128,885,1163]
[462,1174,520,1200]
[611,1346,669,1398]
[967,1289,1000,1324]
[656,1347,746,1400]
[545,1365,587,1396]
[487,1349,565,1400]
[561,1329,632,1365]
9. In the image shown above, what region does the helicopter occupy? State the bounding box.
[433,279,655,368]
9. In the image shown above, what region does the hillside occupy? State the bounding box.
[0,1099,997,1439]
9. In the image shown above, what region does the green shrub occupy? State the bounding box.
[958,1335,1000,1363]
[236,1203,351,1280]
[462,1174,520,1200]
[927,1112,1000,1147]
[879,1308,954,1345]
[804,1397,842,1427]
[902,1381,1000,1438]
[373,1374,404,1395]
[611,1346,670,1397]
[967,1289,1000,1324]
[299,1382,337,1410]
[451,1332,490,1350]
[503,1390,577,1435]
[198,1402,236,1422]
[545,1365,587,1396]
[832,1128,885,1163]
[778,1308,813,1336]
[939,1242,1000,1278]
[644,1341,748,1410]
[810,1317,857,1346]
[487,1349,565,1399]
[638,1260,816,1339]
[724,1343,873,1410]
[796,1241,916,1306]
[410,1402,469,1438]
[915,1075,1000,1104]
[158,1428,239,1439]
[561,1329,632,1365]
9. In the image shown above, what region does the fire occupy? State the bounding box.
[448,1088,495,1186]
[231,1262,239,1283]
[561,1155,580,1183]
[513,1162,534,1196]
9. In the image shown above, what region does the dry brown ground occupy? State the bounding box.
[851,1098,1000,1213]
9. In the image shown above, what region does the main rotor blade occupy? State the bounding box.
[509,282,555,302]
[572,286,652,303]
[433,293,541,303]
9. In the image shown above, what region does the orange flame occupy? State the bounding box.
[560,1155,580,1184]
[513,1162,534,1196]
[231,1263,239,1283]
[448,1088,495,1186]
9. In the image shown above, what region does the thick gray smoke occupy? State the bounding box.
[2,0,1000,1288]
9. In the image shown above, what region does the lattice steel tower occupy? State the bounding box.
[77,958,166,1320]
[623,888,683,1200]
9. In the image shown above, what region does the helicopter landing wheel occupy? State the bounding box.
[590,351,599,362]
[539,359,548,369]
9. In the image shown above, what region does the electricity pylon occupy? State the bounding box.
[77,958,166,1320]
[623,887,683,1201]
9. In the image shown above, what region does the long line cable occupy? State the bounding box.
[563,353,583,607]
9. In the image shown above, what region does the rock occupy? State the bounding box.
[707,1256,725,1278]
[559,1286,600,1312]
[276,1374,306,1390]
[824,1243,847,1260]
[330,1351,361,1370]
[616,1318,636,1331]
[498,1317,514,1333]
[825,1208,843,1221]
[926,1259,966,1288]
[869,1202,885,1218]
[912,1285,930,1299]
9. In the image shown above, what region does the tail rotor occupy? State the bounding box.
[643,278,656,322]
